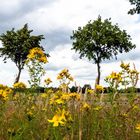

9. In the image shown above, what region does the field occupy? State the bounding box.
[0,62,140,140]
[0,85,140,140]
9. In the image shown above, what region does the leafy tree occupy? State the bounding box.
[0,24,45,83]
[128,0,140,15]
[71,16,135,85]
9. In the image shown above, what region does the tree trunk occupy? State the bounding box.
[96,62,101,85]
[14,68,22,83]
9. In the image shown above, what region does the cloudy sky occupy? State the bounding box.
[0,0,140,88]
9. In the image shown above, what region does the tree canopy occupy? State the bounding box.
[71,16,136,85]
[0,24,45,83]
[128,0,140,15]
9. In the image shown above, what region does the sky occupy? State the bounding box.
[0,0,140,88]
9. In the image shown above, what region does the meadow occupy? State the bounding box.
[0,62,140,140]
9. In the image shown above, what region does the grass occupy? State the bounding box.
[0,88,140,140]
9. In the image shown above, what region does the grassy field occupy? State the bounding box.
[0,62,140,140]
[0,85,140,140]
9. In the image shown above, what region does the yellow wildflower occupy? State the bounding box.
[61,94,70,101]
[0,85,13,101]
[120,61,130,71]
[13,82,27,89]
[135,123,140,133]
[81,102,91,111]
[27,47,48,63]
[41,93,48,98]
[57,68,73,81]
[93,106,102,111]
[122,113,128,118]
[48,109,67,127]
[132,105,139,110]
[55,98,64,105]
[108,72,122,81]
[44,78,52,85]
[96,85,104,92]
[87,89,94,95]
[69,93,80,101]
[48,114,65,127]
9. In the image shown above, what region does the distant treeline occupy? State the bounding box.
[13,84,140,94]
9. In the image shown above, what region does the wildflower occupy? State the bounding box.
[122,113,128,118]
[81,102,91,111]
[93,106,102,111]
[61,94,69,100]
[135,123,140,133]
[106,72,122,82]
[27,111,34,121]
[41,93,48,98]
[57,68,74,84]
[0,91,8,101]
[120,61,130,71]
[132,105,139,110]
[13,82,27,89]
[42,108,47,111]
[44,78,52,86]
[55,98,65,105]
[69,93,80,101]
[96,84,104,92]
[27,47,48,63]
[87,89,94,95]
[105,71,122,90]
[48,109,67,127]
[26,47,48,87]
[0,85,13,101]
[48,114,65,127]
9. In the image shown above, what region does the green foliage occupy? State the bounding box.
[0,87,140,139]
[71,16,135,84]
[26,59,46,88]
[0,24,44,83]
[128,0,140,15]
[71,16,135,64]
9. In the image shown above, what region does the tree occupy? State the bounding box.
[71,16,135,85]
[128,0,140,15]
[0,24,45,83]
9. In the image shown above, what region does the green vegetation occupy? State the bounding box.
[0,62,140,139]
[0,5,139,139]
[71,16,135,85]
[128,0,140,15]
[0,24,45,83]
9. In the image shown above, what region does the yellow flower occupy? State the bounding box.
[27,111,33,116]
[96,85,104,92]
[120,61,130,71]
[93,106,102,111]
[61,94,70,101]
[132,105,139,110]
[69,76,74,81]
[48,109,67,127]
[0,85,13,101]
[55,98,64,104]
[69,93,80,101]
[13,82,27,89]
[41,93,48,98]
[57,68,73,81]
[44,78,52,85]
[122,113,128,117]
[135,123,140,133]
[111,72,122,81]
[27,47,48,63]
[81,102,91,111]
[87,89,94,95]
[48,114,65,127]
